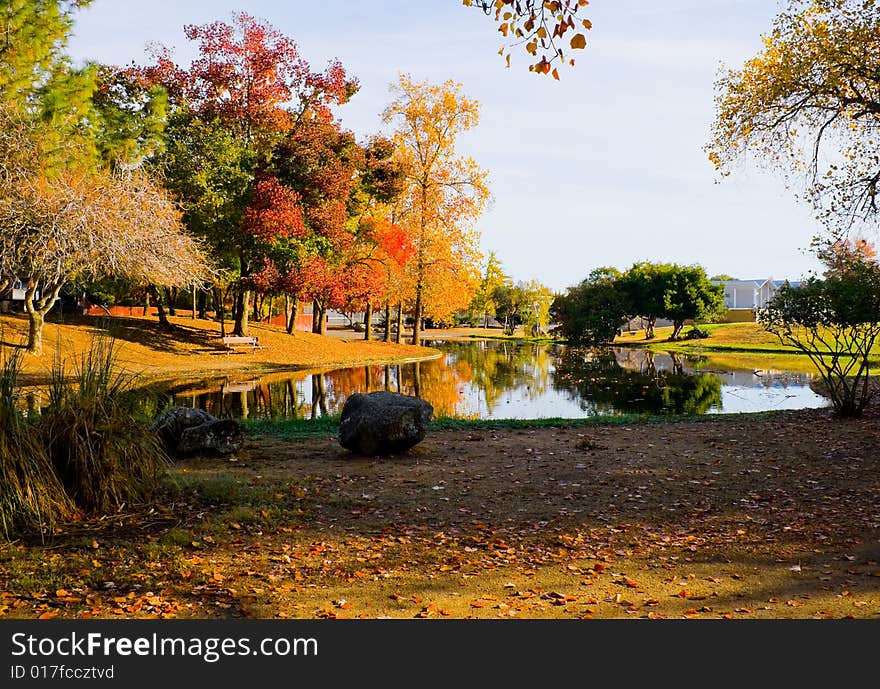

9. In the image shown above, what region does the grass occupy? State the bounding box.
[614,322,880,373]
[243,409,793,440]
[1,312,439,386]
[0,335,174,537]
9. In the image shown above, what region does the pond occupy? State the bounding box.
[157,340,829,421]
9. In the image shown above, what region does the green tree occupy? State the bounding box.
[519,279,555,336]
[618,262,670,339]
[760,244,880,417]
[492,282,528,336]
[0,0,98,168]
[662,265,725,339]
[619,263,723,339]
[553,268,628,344]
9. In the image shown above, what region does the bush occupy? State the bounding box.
[41,337,171,513]
[682,326,710,340]
[0,346,72,536]
[760,257,880,417]
[0,336,171,537]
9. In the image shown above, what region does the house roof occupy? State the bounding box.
[711,278,801,288]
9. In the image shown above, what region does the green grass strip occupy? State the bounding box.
[243,409,798,439]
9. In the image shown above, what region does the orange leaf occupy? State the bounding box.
[570,33,587,49]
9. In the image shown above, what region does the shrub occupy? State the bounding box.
[0,345,72,537]
[760,257,880,417]
[40,337,171,513]
[682,326,710,340]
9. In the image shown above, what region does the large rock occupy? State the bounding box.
[338,391,433,456]
[153,406,244,457]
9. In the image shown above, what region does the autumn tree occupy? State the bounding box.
[384,75,490,346]
[470,252,509,327]
[465,0,592,77]
[145,13,356,336]
[708,0,880,234]
[0,135,211,353]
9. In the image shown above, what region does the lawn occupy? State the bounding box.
[0,313,439,385]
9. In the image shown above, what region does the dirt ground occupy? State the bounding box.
[2,407,878,620]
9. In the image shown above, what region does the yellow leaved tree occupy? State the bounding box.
[383,75,490,345]
[708,0,880,236]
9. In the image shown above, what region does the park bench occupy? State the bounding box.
[221,335,262,353]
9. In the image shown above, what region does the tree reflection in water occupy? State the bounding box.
[164,340,822,420]
[552,348,723,416]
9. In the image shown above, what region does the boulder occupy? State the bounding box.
[153,406,244,457]
[338,391,433,456]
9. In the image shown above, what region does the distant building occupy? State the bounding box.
[712,278,800,318]
[0,279,40,312]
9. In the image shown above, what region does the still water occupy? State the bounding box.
[159,340,829,420]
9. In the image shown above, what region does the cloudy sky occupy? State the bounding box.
[66,0,823,291]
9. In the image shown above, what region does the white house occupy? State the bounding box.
[712,278,800,311]
[0,279,40,312]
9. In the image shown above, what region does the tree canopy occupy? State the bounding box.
[383,75,490,345]
[709,0,880,234]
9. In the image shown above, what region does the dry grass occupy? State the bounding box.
[0,313,439,385]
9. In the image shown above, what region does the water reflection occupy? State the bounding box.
[162,340,829,420]
[553,348,723,416]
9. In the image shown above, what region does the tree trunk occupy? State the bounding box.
[645,317,656,340]
[198,289,208,319]
[191,285,197,320]
[23,281,63,354]
[23,282,46,354]
[312,300,326,335]
[214,287,226,337]
[411,286,423,346]
[671,321,684,340]
[285,295,299,334]
[413,361,422,399]
[364,303,373,341]
[384,302,392,342]
[148,285,170,327]
[232,288,250,336]
[143,289,150,317]
[395,302,403,344]
[167,286,178,316]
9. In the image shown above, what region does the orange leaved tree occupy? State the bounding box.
[383,75,490,345]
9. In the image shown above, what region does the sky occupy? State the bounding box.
[66,0,825,292]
